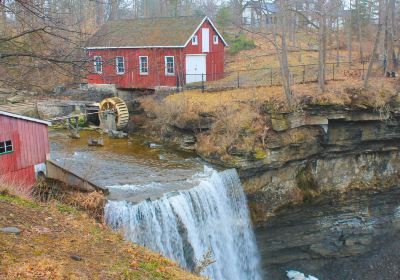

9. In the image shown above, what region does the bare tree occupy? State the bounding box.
[275,0,292,105]
[363,0,384,89]
[347,0,353,65]
[355,0,364,62]
[317,0,327,92]
[0,0,90,91]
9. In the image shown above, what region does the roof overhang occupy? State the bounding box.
[183,16,229,47]
[0,111,52,126]
[85,16,229,50]
[86,45,185,50]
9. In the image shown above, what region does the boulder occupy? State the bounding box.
[108,130,128,139]
[0,227,22,235]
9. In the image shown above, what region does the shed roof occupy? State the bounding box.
[0,111,51,126]
[85,16,227,49]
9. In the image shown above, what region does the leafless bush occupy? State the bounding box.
[193,249,216,276]
[0,175,32,199]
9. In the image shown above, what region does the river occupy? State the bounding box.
[50,131,400,280]
[50,131,262,280]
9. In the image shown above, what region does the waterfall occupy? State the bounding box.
[105,167,262,280]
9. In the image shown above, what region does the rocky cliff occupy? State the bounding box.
[255,186,400,280]
[137,96,400,224]
[242,106,400,223]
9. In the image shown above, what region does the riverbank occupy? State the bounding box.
[0,189,202,280]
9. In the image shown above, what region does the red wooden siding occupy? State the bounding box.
[88,48,186,88]
[0,115,49,187]
[87,19,225,89]
[184,21,225,80]
[1,167,36,188]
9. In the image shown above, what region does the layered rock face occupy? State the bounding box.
[255,186,400,280]
[242,106,400,224]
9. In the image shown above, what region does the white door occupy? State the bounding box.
[186,55,206,84]
[202,28,209,53]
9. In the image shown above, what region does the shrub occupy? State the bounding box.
[228,35,256,55]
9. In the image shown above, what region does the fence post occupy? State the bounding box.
[302,65,305,83]
[332,63,335,81]
[201,74,204,93]
[237,72,240,88]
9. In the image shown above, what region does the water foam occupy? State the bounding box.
[105,167,262,280]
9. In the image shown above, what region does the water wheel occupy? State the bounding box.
[99,97,129,130]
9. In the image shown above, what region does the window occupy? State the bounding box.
[213,35,219,45]
[0,140,13,155]
[192,35,198,45]
[94,56,102,74]
[116,56,125,74]
[139,56,148,75]
[165,56,175,76]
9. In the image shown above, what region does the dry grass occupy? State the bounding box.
[140,76,399,160]
[139,29,398,160]
[32,178,106,220]
[0,177,32,200]
[0,191,204,280]
[207,29,379,89]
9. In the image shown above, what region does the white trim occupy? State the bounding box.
[183,16,229,48]
[139,56,149,75]
[85,16,229,50]
[213,35,219,44]
[192,35,198,45]
[93,56,103,74]
[185,54,207,56]
[164,56,175,76]
[0,111,51,126]
[202,28,210,53]
[116,56,125,74]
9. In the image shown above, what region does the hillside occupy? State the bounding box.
[0,191,203,280]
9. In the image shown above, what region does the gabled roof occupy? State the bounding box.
[245,1,279,14]
[85,16,228,50]
[0,111,51,126]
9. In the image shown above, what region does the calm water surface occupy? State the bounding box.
[50,130,205,202]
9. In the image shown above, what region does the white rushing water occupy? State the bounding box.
[105,167,262,280]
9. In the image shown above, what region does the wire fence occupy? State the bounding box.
[181,59,395,93]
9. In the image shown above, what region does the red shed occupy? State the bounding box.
[85,16,228,89]
[0,111,51,188]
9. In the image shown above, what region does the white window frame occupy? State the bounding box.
[213,35,219,45]
[116,56,125,74]
[192,35,198,45]
[165,56,175,76]
[139,56,149,75]
[94,56,102,74]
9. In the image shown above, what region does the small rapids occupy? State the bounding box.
[105,167,262,280]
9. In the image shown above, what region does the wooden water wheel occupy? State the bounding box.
[99,97,129,130]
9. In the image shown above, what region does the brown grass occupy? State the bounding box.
[140,76,398,160]
[0,177,32,199]
[0,191,203,280]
